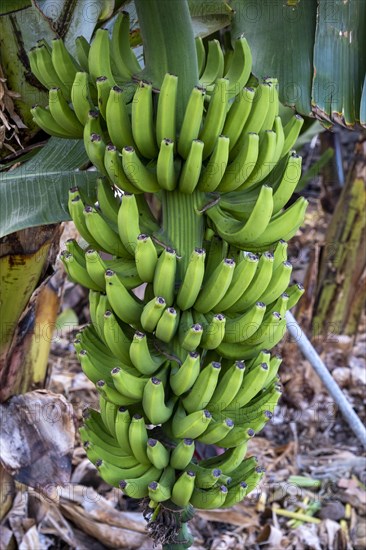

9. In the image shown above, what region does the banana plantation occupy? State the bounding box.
[0,1,365,549]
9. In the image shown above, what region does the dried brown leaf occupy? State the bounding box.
[256,524,283,546]
[0,390,75,489]
[60,502,147,548]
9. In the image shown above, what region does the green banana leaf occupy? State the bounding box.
[231,0,366,128]
[188,0,233,37]
[0,138,99,238]
[0,1,31,15]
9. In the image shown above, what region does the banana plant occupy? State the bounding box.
[23,0,310,547]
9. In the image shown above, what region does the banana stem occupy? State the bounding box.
[161,189,205,277]
[134,0,198,125]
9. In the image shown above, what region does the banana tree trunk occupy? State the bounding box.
[313,138,366,337]
[0,225,63,522]
[0,225,63,400]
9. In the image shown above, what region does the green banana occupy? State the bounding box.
[239,129,277,190]
[157,138,177,191]
[71,72,95,125]
[214,252,259,312]
[199,440,248,473]
[104,144,141,194]
[33,44,70,98]
[171,470,196,507]
[143,377,176,424]
[115,407,133,452]
[155,306,180,342]
[286,282,305,309]
[110,12,141,80]
[235,82,271,143]
[117,192,141,254]
[132,81,158,159]
[182,361,221,414]
[281,114,304,159]
[105,269,143,325]
[171,403,212,439]
[197,135,230,192]
[272,152,302,213]
[48,87,83,137]
[121,146,160,193]
[96,177,120,223]
[200,313,226,350]
[273,239,288,270]
[223,301,267,344]
[208,360,246,411]
[51,37,79,92]
[103,310,132,365]
[169,351,201,396]
[65,238,87,266]
[195,36,206,76]
[176,248,206,310]
[221,481,249,508]
[224,37,252,99]
[196,418,234,445]
[61,252,101,291]
[99,396,118,437]
[148,470,174,503]
[216,131,259,193]
[83,205,128,257]
[199,39,224,87]
[264,292,289,319]
[189,484,228,510]
[153,247,177,306]
[230,362,270,409]
[199,78,229,159]
[179,321,203,352]
[129,331,165,375]
[128,414,150,465]
[156,73,178,144]
[88,28,116,85]
[106,85,135,150]
[178,85,205,159]
[207,185,274,246]
[147,439,170,469]
[178,139,204,194]
[111,366,147,401]
[140,296,167,333]
[194,258,236,313]
[31,105,72,138]
[170,438,195,470]
[187,464,222,489]
[217,411,272,447]
[135,234,159,283]
[228,252,274,313]
[75,36,90,71]
[84,441,138,468]
[119,466,163,498]
[249,197,308,251]
[222,87,255,152]
[95,76,112,119]
[259,261,293,305]
[85,133,108,175]
[261,79,279,131]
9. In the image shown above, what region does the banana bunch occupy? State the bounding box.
[29,25,308,524]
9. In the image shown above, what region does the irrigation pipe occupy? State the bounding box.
[286,311,366,449]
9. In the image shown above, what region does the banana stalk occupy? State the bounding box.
[27,2,308,548]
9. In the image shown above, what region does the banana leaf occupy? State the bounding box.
[0,138,99,238]
[231,0,366,128]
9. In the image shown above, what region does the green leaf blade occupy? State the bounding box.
[0,138,99,238]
